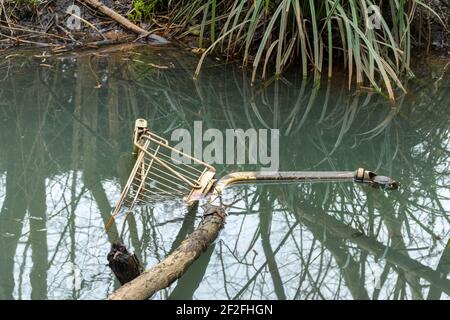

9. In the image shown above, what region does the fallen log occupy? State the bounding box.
[107,205,225,300]
[79,0,168,43]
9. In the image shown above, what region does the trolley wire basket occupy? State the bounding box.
[106,119,399,232]
[106,119,216,231]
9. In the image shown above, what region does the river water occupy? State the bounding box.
[0,45,449,300]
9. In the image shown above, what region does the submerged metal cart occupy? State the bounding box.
[106,119,399,231]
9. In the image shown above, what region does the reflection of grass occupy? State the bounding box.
[150,1,444,102]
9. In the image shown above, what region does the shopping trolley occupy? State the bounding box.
[105,119,399,232]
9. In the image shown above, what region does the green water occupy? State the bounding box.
[0,45,449,300]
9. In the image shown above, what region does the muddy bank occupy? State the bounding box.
[1,0,448,52]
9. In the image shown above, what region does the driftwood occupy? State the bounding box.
[107,205,226,300]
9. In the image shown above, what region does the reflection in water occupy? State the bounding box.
[0,45,449,299]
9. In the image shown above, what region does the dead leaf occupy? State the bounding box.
[148,63,169,69]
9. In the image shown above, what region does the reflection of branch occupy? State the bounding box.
[168,202,198,254]
[28,154,48,299]
[283,199,450,296]
[372,263,391,300]
[371,192,423,299]
[218,241,232,299]
[83,170,119,242]
[427,239,450,300]
[294,212,370,299]
[259,191,287,300]
[0,167,27,299]
[168,245,215,299]
[232,222,299,300]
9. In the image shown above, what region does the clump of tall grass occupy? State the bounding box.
[142,1,445,102]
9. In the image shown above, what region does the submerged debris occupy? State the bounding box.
[107,243,143,285]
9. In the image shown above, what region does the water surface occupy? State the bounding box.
[0,45,449,300]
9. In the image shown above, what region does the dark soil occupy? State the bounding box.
[0,0,165,49]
